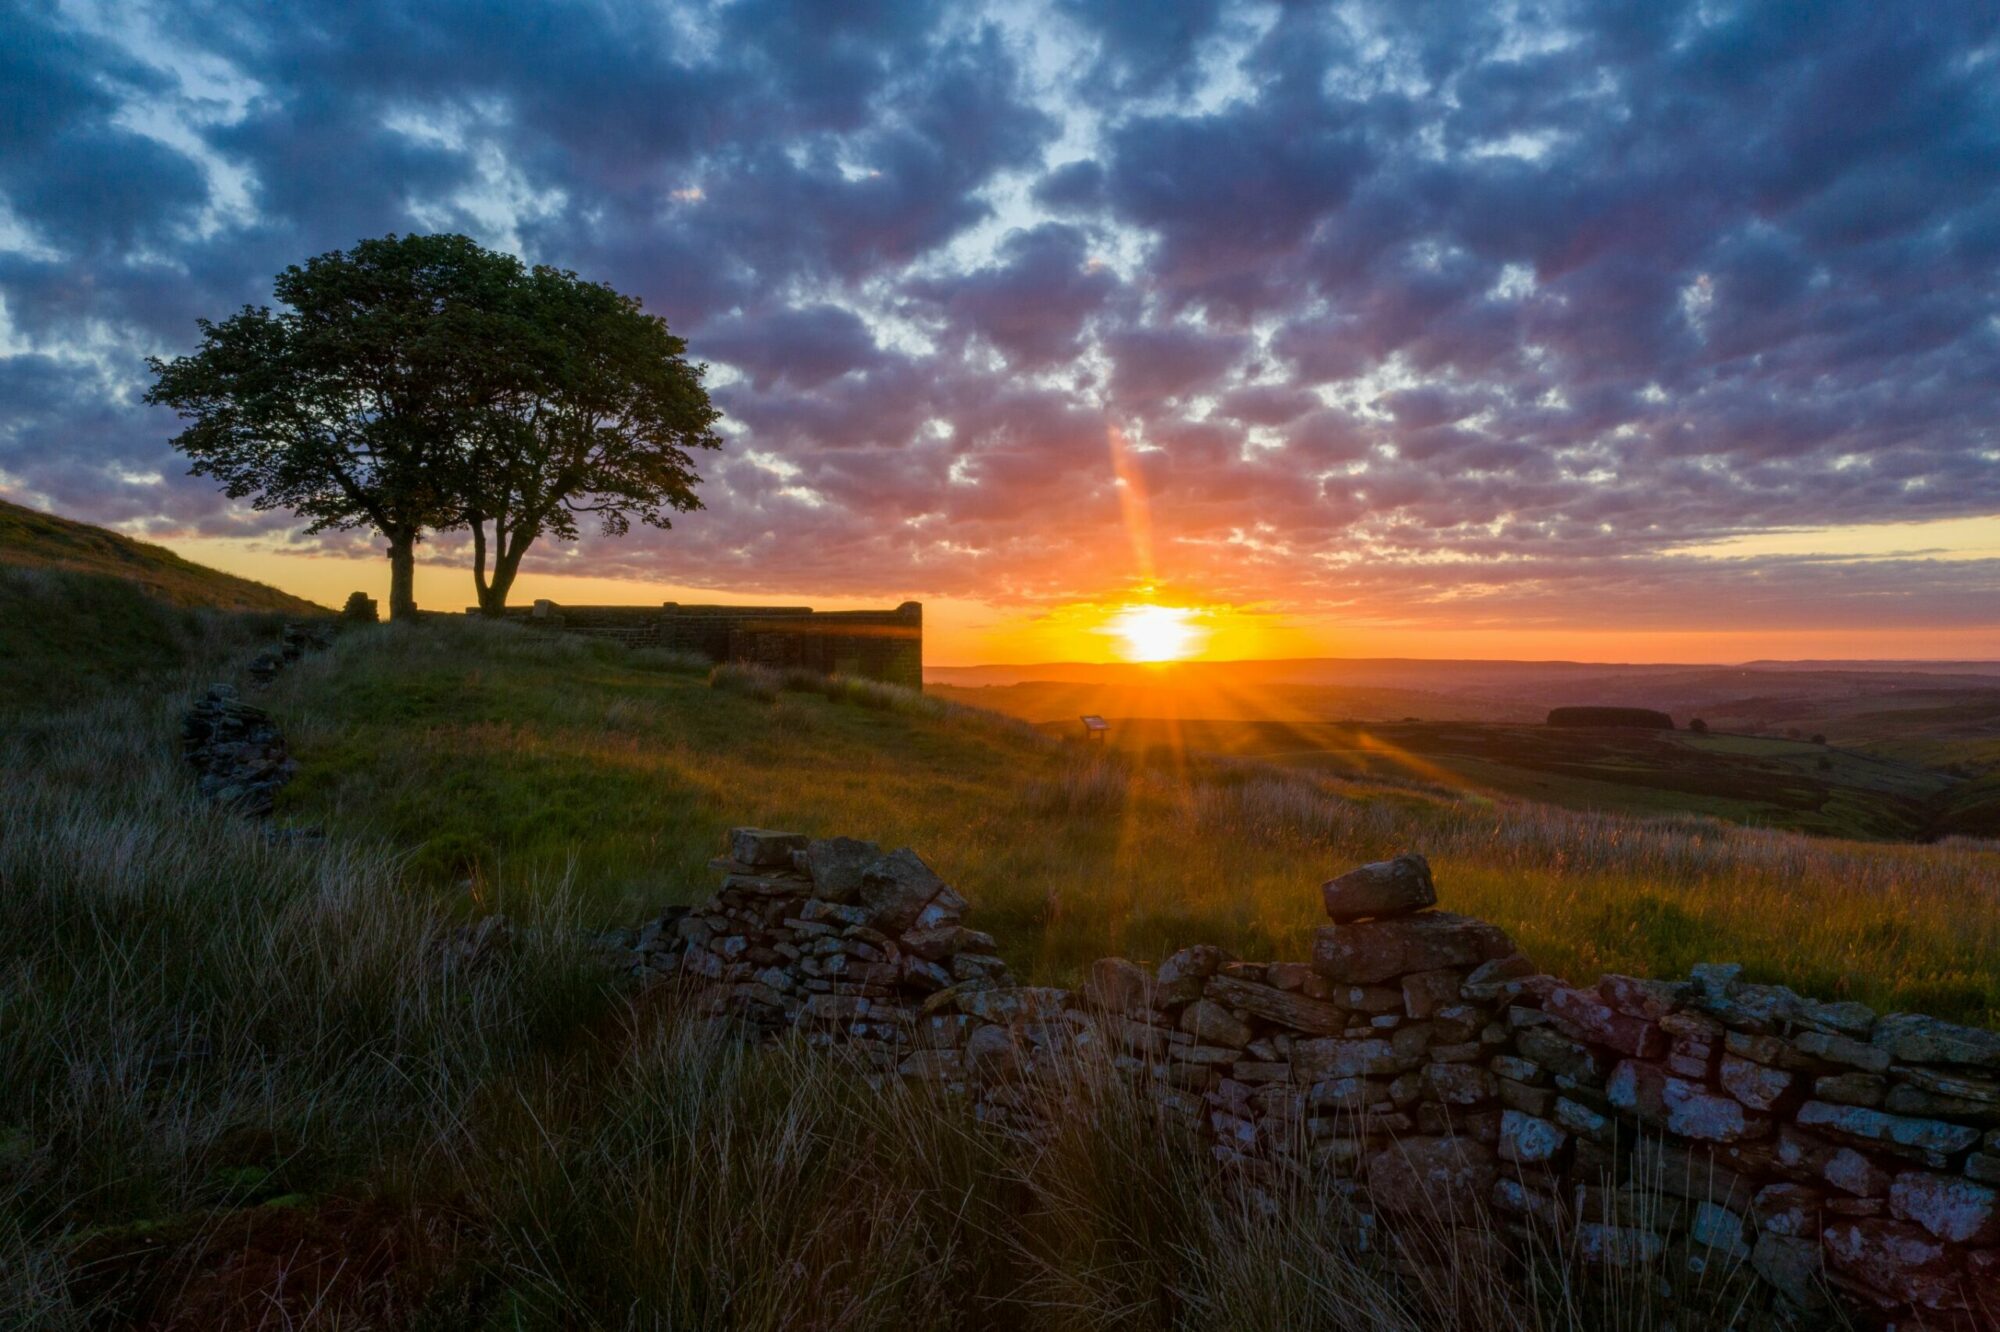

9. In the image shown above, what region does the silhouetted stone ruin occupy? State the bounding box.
[488,600,923,689]
[1547,706,1677,730]
[596,831,2000,1329]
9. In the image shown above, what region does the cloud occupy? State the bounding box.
[1,0,1996,635]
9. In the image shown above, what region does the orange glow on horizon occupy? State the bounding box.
[102,532,2000,668]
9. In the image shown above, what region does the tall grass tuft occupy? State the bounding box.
[626,646,714,675]
[1022,747,1134,816]
[709,660,783,700]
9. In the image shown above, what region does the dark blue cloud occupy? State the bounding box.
[0,0,1996,629]
[908,224,1120,368]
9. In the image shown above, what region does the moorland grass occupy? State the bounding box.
[271,617,2000,1024]
[0,565,298,715]
[0,627,1793,1328]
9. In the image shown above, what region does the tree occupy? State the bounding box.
[1689,717,1708,734]
[147,234,527,619]
[456,264,721,614]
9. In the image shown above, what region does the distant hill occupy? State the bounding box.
[1741,659,2000,676]
[0,496,322,614]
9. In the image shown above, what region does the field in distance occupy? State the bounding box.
[928,663,2000,841]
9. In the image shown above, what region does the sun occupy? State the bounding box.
[1107,604,1206,663]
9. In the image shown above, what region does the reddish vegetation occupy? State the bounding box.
[74,1197,458,1331]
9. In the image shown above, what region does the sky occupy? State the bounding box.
[2,0,1998,665]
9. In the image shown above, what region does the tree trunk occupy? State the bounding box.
[471,515,504,616]
[386,531,419,621]
[483,536,531,614]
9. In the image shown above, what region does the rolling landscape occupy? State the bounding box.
[5,2,2000,1329]
[929,664,2000,841]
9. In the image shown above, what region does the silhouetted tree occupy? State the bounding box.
[1689,718,1709,734]
[148,234,719,620]
[456,264,720,615]
[147,234,520,619]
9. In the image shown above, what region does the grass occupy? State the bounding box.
[1039,715,1962,841]
[267,618,2000,1025]
[1,620,1799,1328]
[0,565,300,716]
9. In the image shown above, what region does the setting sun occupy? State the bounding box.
[1107,604,1206,662]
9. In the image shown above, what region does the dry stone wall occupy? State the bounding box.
[598,829,2000,1329]
[492,600,924,689]
[181,621,330,816]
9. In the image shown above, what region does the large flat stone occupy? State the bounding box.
[1364,1136,1497,1217]
[957,986,1071,1023]
[802,836,881,902]
[1179,998,1252,1048]
[1312,912,1514,985]
[728,827,808,868]
[1749,1234,1829,1312]
[1204,973,1348,1034]
[1796,1100,1981,1158]
[1606,1060,1768,1142]
[900,924,995,962]
[857,847,950,931]
[1873,1013,2000,1069]
[1080,957,1153,1014]
[1546,985,1665,1058]
[1292,1036,1404,1081]
[1320,853,1436,922]
[1821,1220,1955,1307]
[1889,1170,2000,1244]
[1719,1054,1794,1111]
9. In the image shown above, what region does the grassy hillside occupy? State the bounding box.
[0,499,323,713]
[265,619,2000,1023]
[0,497,322,614]
[8,617,1999,1326]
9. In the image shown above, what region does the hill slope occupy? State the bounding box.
[0,496,322,614]
[0,498,321,711]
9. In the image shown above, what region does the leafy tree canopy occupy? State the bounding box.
[459,264,722,613]
[146,234,720,618]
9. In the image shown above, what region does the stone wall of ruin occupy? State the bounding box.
[488,600,923,689]
[597,829,2000,1329]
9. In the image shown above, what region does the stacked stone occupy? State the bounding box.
[1482,958,2000,1326]
[602,831,2000,1328]
[247,621,333,684]
[181,683,296,816]
[1054,855,1522,1182]
[601,829,1020,1077]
